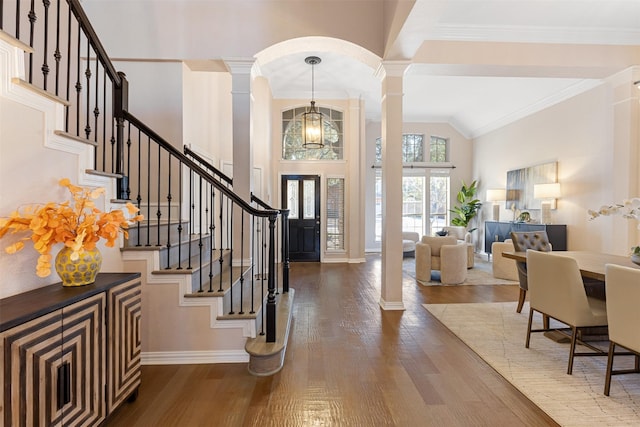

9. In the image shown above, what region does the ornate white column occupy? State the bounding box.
[377,61,409,310]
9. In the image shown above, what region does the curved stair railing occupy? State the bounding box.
[184,145,290,294]
[1,0,284,342]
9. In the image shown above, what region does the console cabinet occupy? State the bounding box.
[0,273,141,426]
[484,221,567,258]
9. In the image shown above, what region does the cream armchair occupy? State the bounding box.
[442,226,472,243]
[415,236,467,285]
[491,239,519,281]
[402,231,420,258]
[442,226,475,268]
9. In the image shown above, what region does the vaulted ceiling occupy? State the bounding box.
[83,0,640,139]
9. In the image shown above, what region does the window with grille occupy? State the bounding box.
[282,107,343,160]
[430,136,448,162]
[374,134,425,163]
[326,177,345,251]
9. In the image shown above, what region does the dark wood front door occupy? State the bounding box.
[282,175,321,261]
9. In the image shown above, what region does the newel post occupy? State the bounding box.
[113,71,129,200]
[281,209,290,293]
[266,213,277,342]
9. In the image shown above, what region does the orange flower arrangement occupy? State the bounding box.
[0,178,143,277]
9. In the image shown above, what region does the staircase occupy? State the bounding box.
[0,0,292,375]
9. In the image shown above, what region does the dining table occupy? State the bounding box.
[502,250,640,282]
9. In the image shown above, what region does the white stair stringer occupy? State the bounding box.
[121,247,262,366]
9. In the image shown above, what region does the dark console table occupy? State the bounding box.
[484,221,567,259]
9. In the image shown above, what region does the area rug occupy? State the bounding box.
[403,256,518,286]
[422,301,640,426]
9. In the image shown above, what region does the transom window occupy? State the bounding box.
[282,107,343,160]
[375,134,449,164]
[430,136,448,162]
[375,134,425,163]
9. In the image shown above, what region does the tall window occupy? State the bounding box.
[402,175,426,235]
[374,171,450,241]
[282,107,343,160]
[429,173,450,235]
[326,178,345,251]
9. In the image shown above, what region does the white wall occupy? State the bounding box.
[182,65,233,165]
[114,60,184,147]
[473,70,639,256]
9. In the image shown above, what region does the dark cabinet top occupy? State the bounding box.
[0,272,141,332]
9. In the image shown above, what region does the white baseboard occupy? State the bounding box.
[141,350,249,365]
[378,298,406,311]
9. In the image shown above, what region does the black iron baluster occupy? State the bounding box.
[53,0,60,96]
[93,55,99,144]
[64,5,70,132]
[250,214,256,315]
[165,154,172,269]
[74,23,80,136]
[208,182,214,292]
[155,145,161,246]
[41,0,50,90]
[145,135,151,246]
[135,127,142,247]
[27,0,35,83]
[227,203,234,314]
[187,169,193,269]
[197,175,203,293]
[238,211,245,315]
[84,39,91,139]
[218,192,224,292]
[176,159,183,270]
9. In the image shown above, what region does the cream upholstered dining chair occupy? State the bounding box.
[415,236,467,285]
[603,264,640,396]
[510,231,552,313]
[526,250,608,375]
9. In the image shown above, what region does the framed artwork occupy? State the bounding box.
[506,162,557,210]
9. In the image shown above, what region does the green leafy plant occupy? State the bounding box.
[450,180,482,231]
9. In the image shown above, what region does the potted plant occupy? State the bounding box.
[588,197,640,265]
[450,180,482,232]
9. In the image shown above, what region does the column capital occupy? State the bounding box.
[223,58,255,75]
[375,60,411,80]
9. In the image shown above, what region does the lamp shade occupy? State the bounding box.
[533,183,561,199]
[486,189,506,202]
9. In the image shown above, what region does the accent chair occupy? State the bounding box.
[415,236,467,285]
[402,231,420,258]
[491,238,519,281]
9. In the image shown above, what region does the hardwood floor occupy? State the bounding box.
[106,254,558,426]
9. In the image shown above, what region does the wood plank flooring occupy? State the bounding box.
[106,254,558,426]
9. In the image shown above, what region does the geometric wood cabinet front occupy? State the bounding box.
[0,272,142,427]
[0,293,106,427]
[107,278,142,412]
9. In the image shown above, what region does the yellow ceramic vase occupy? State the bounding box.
[55,247,102,286]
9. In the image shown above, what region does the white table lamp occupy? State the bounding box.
[534,183,561,224]
[486,189,506,221]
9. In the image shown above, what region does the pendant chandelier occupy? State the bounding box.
[302,56,324,149]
